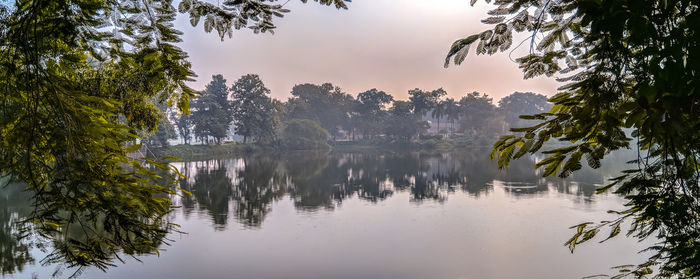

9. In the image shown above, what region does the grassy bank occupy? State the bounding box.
[331,135,499,152]
[151,142,274,160]
[154,136,571,160]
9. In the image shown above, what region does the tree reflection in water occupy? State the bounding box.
[0,183,33,276]
[175,149,627,228]
[1,149,631,276]
[1,173,177,277]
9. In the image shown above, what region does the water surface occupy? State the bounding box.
[1,149,651,278]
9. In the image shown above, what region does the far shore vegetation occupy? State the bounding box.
[146,74,552,158]
[3,0,697,277]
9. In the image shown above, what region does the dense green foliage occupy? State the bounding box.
[0,0,348,273]
[355,89,394,139]
[178,0,348,39]
[164,74,548,148]
[143,103,178,148]
[383,100,422,142]
[10,0,694,277]
[442,98,460,135]
[286,83,355,139]
[230,74,280,143]
[458,92,502,137]
[446,0,699,277]
[281,119,331,150]
[147,113,178,147]
[192,75,232,144]
[0,0,196,272]
[408,88,447,117]
[497,92,551,129]
[174,111,194,145]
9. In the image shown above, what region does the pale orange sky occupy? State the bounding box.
[175,0,559,101]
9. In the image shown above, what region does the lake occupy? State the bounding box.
[1,149,651,279]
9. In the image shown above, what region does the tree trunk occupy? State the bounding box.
[437,117,440,135]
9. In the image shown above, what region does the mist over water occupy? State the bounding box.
[4,149,651,279]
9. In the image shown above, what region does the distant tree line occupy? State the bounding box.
[147,74,552,148]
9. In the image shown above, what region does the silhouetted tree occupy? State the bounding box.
[355,89,393,139]
[458,92,502,136]
[192,75,232,144]
[230,74,279,143]
[408,88,446,117]
[432,99,447,134]
[286,83,354,139]
[497,92,551,129]
[443,98,459,135]
[409,88,446,136]
[383,100,419,142]
[173,111,194,145]
[445,0,700,276]
[281,119,330,150]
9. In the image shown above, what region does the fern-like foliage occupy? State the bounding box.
[0,0,349,274]
[179,0,349,39]
[448,0,700,278]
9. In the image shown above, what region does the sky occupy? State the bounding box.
[175,0,559,101]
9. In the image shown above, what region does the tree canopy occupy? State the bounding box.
[446,0,699,277]
[282,119,330,150]
[230,74,279,143]
[497,92,551,129]
[408,88,447,117]
[286,83,354,138]
[384,100,421,142]
[192,74,233,144]
[0,0,347,273]
[4,0,697,277]
[458,92,501,136]
[355,88,394,139]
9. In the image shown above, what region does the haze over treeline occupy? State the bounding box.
[145,73,551,149]
[176,0,559,101]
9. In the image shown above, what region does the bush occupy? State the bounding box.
[281,119,331,150]
[419,134,443,140]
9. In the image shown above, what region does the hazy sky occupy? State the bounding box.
[175,0,559,101]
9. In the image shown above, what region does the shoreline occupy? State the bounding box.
[149,137,567,161]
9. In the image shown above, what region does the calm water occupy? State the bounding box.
[2,149,651,279]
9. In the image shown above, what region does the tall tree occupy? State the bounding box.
[173,111,194,145]
[442,98,459,135]
[384,100,420,142]
[497,92,551,129]
[458,92,501,136]
[408,88,447,117]
[355,89,393,139]
[281,119,330,150]
[409,88,447,136]
[446,0,700,276]
[143,103,178,148]
[191,75,232,144]
[230,74,279,143]
[0,0,348,271]
[286,83,354,139]
[432,100,447,134]
[0,0,199,270]
[146,114,177,148]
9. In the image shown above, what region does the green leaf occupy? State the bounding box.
[444,34,479,67]
[600,223,621,243]
[126,144,142,153]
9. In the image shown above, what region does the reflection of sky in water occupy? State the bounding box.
[4,149,651,279]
